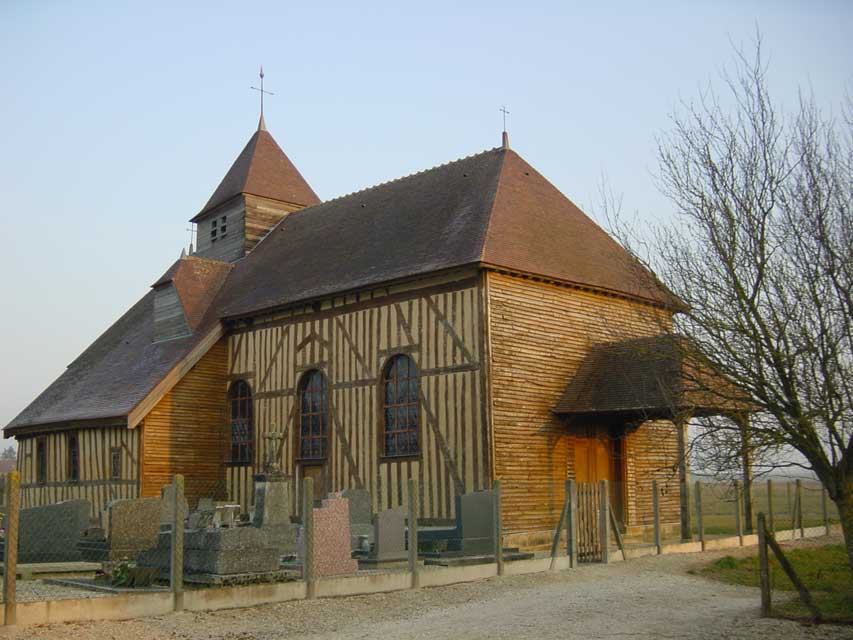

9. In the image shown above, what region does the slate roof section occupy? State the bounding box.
[5,256,231,435]
[219,147,668,319]
[552,335,741,418]
[191,127,320,221]
[218,148,506,318]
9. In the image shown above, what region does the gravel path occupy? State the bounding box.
[20,539,853,640]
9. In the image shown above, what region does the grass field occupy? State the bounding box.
[696,543,853,623]
[688,479,837,537]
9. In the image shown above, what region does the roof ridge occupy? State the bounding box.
[476,147,510,262]
[244,146,505,256]
[295,146,504,213]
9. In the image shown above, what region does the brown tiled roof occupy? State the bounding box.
[4,256,231,435]
[219,147,669,319]
[7,141,671,434]
[191,128,320,221]
[552,335,742,417]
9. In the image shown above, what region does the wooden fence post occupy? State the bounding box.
[599,480,610,564]
[786,482,793,538]
[550,482,570,570]
[695,480,705,551]
[3,471,20,627]
[734,480,743,546]
[567,480,578,568]
[652,480,661,555]
[766,532,822,622]
[170,474,185,612]
[796,479,804,538]
[821,485,830,536]
[493,479,504,576]
[757,513,771,616]
[767,479,774,534]
[303,477,315,598]
[408,478,419,588]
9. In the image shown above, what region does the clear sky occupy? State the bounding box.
[0,1,851,445]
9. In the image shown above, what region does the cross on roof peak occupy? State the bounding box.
[250,65,274,131]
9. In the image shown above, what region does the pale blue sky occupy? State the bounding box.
[1,1,851,443]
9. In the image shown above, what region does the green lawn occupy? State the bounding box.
[696,544,853,623]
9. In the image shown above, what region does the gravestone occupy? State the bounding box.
[138,525,280,577]
[368,506,407,563]
[418,489,496,555]
[341,488,372,550]
[253,478,291,527]
[109,497,162,558]
[9,500,91,563]
[298,493,358,577]
[455,490,497,554]
[253,477,298,552]
[80,497,161,562]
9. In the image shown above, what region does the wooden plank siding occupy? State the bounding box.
[623,420,682,527]
[138,338,229,505]
[226,273,488,524]
[486,270,678,537]
[17,427,139,521]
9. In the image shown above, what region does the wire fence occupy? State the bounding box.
[0,471,840,626]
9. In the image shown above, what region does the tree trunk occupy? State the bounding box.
[837,481,853,580]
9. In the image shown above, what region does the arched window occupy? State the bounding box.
[299,370,328,460]
[382,355,419,457]
[67,434,80,482]
[228,380,254,465]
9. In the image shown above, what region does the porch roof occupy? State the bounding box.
[552,335,746,420]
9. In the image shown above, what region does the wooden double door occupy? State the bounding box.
[574,426,625,526]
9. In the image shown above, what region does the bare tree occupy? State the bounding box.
[613,36,853,573]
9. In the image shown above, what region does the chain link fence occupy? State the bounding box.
[0,471,840,626]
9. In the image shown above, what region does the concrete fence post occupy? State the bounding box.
[302,477,315,598]
[695,481,705,551]
[767,479,774,534]
[734,479,743,546]
[170,474,185,612]
[821,485,830,536]
[567,480,578,568]
[493,479,504,576]
[652,480,661,555]
[757,513,771,616]
[3,471,20,627]
[599,480,609,564]
[408,478,419,588]
[796,479,804,538]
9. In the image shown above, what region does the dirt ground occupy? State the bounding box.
[15,538,853,640]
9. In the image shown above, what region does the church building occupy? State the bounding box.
[5,114,727,547]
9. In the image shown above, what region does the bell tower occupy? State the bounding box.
[191,116,320,263]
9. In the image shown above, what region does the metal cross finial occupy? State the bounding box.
[250,65,274,118]
[500,105,510,132]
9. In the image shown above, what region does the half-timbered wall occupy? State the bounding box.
[486,270,675,536]
[139,338,229,504]
[227,271,488,523]
[17,426,140,520]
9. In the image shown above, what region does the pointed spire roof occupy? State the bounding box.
[191,124,320,222]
